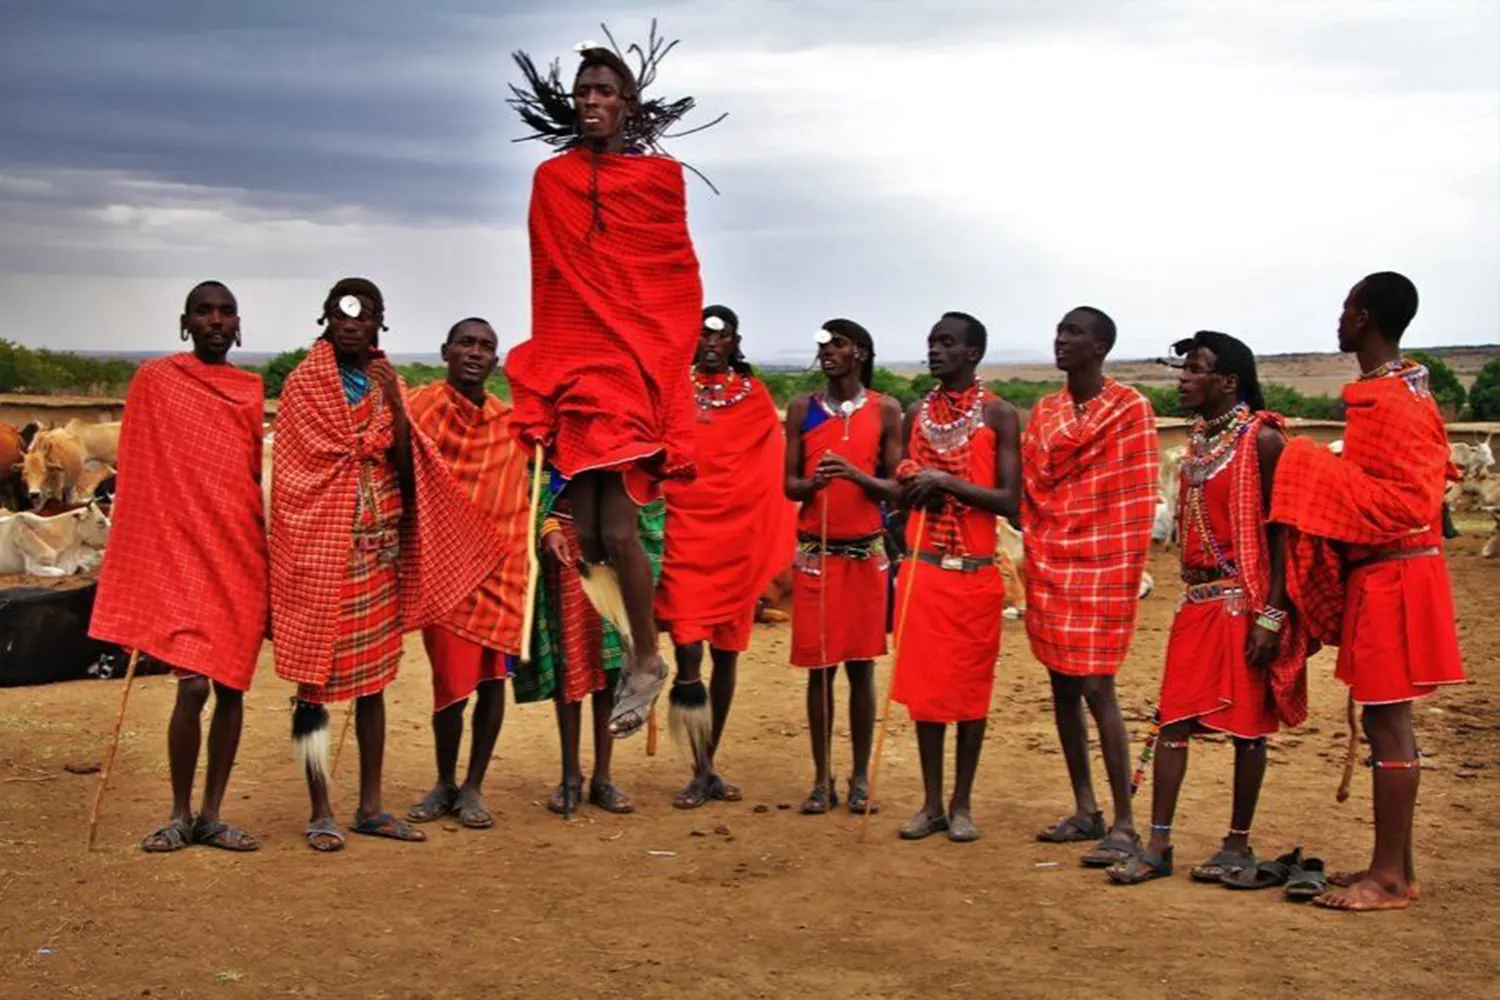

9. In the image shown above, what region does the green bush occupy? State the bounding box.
[260,348,308,399]
[1470,355,1500,421]
[0,339,137,395]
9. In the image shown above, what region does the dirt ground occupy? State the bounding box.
[0,537,1495,1000]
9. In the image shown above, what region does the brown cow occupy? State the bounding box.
[21,429,85,506]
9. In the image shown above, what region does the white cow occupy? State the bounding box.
[1153,446,1186,547]
[1451,436,1495,481]
[0,503,111,577]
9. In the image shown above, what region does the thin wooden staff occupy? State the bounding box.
[1129,708,1162,796]
[521,443,546,663]
[645,706,659,757]
[820,489,834,804]
[330,701,355,778]
[860,508,927,843]
[86,649,141,851]
[1336,693,1358,803]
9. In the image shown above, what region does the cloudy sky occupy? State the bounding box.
[2,0,1497,363]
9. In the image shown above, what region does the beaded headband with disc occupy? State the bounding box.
[814,328,832,345]
[338,295,362,319]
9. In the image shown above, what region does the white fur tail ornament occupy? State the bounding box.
[668,679,713,763]
[292,702,331,784]
[578,563,632,646]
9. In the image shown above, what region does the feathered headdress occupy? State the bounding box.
[508,19,726,191]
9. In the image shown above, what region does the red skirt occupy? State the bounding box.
[1336,555,1466,705]
[790,553,888,667]
[423,626,509,712]
[890,561,1003,723]
[1159,596,1278,739]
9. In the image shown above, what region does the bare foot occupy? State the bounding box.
[1329,870,1422,899]
[1313,878,1411,912]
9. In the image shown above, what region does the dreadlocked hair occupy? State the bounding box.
[507,19,726,192]
[820,318,876,389]
[1171,330,1266,412]
[702,304,752,375]
[317,276,388,345]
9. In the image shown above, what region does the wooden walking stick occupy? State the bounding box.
[646,706,659,757]
[521,443,546,663]
[860,509,927,843]
[330,702,355,778]
[1336,693,1359,803]
[86,648,141,851]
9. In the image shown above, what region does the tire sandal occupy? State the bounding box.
[1108,847,1174,885]
[304,817,346,853]
[350,811,426,842]
[141,817,194,854]
[588,778,635,815]
[1190,848,1257,883]
[1222,846,1302,890]
[1036,811,1106,843]
[1283,856,1329,902]
[899,811,949,840]
[847,777,879,815]
[455,788,494,830]
[192,817,260,852]
[1081,832,1143,869]
[406,784,459,824]
[800,783,838,815]
[706,773,742,802]
[608,656,668,739]
[547,779,584,815]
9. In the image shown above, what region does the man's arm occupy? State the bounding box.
[371,360,414,502]
[1247,425,1289,667]
[901,399,1020,519]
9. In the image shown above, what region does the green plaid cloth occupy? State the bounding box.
[511,478,664,705]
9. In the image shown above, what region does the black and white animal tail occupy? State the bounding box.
[291,701,330,783]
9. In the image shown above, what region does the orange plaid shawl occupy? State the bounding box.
[1021,379,1159,675]
[1270,361,1454,645]
[270,340,504,688]
[1212,411,1309,726]
[407,381,531,654]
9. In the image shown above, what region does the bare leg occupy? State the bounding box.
[198,682,244,824]
[1225,736,1267,855]
[1144,721,1193,856]
[1318,703,1417,910]
[1047,671,1100,822]
[846,660,876,783]
[1081,675,1136,838]
[168,675,210,824]
[463,679,505,792]
[355,692,385,819]
[915,721,946,818]
[588,686,634,813]
[595,473,660,668]
[949,718,987,825]
[430,701,464,791]
[804,667,835,803]
[708,646,738,760]
[671,641,713,804]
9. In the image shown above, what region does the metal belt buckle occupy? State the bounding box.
[940,554,964,572]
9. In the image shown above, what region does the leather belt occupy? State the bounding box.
[915,550,994,573]
[1347,546,1440,572]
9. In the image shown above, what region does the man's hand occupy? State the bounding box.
[816,452,862,483]
[543,529,573,568]
[369,359,403,412]
[1245,621,1282,668]
[902,469,951,510]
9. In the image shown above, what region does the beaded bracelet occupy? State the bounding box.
[1254,606,1288,633]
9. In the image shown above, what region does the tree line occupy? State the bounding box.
[4,337,1499,421]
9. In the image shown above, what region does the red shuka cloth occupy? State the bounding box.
[89,354,269,691]
[656,376,796,633]
[790,395,889,667]
[1021,380,1158,677]
[1271,364,1465,701]
[505,149,703,503]
[1159,412,1308,732]
[891,422,1004,724]
[269,340,504,690]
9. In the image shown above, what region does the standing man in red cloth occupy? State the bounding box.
[1024,306,1158,868]
[91,281,268,854]
[656,305,796,808]
[1271,272,1465,911]
[784,318,901,815]
[891,313,1021,843]
[404,318,531,831]
[1107,331,1309,885]
[505,35,717,739]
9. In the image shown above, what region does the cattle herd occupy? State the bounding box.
[0,417,118,579]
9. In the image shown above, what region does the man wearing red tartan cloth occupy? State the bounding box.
[404,318,531,832]
[90,281,267,854]
[890,312,1022,844]
[505,36,718,741]
[783,318,901,816]
[271,279,502,853]
[1107,331,1310,886]
[1271,272,1465,911]
[656,305,796,809]
[1024,306,1159,869]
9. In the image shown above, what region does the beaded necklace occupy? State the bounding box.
[818,388,868,441]
[918,379,985,454]
[691,370,752,420]
[1181,403,1253,577]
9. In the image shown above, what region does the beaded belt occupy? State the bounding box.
[1347,546,1440,572]
[352,526,400,558]
[915,550,994,573]
[1180,581,1246,615]
[794,533,887,575]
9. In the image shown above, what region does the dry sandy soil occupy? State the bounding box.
[0,536,1496,1000]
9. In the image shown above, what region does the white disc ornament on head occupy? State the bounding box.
[814,328,832,345]
[575,40,600,53]
[703,315,726,332]
[338,295,362,319]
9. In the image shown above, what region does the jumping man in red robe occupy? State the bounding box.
[505,36,715,739]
